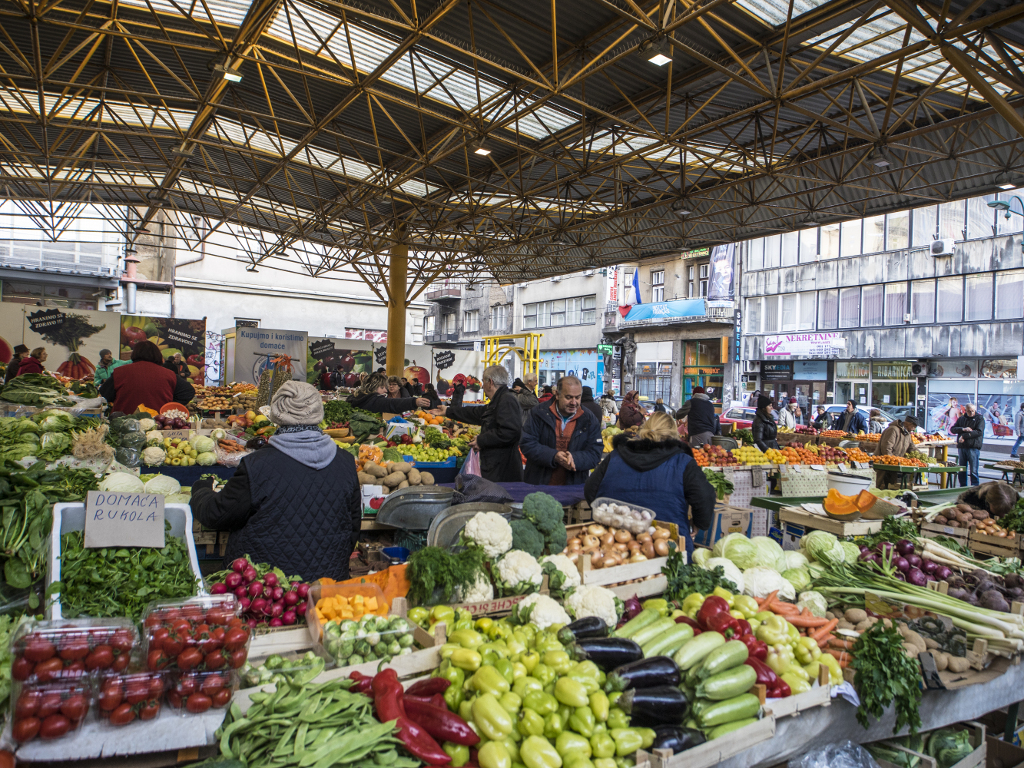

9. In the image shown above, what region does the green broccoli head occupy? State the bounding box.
[523,492,564,534]
[510,518,545,558]
[545,523,567,553]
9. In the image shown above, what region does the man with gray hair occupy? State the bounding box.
[512,372,540,426]
[521,375,603,486]
[432,365,523,481]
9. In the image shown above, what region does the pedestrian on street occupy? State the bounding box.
[1012,403,1024,458]
[951,403,984,486]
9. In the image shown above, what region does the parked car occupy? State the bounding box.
[720,406,757,429]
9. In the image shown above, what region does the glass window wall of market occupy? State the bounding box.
[926,359,1024,445]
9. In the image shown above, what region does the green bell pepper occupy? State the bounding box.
[711,587,735,607]
[555,677,590,708]
[569,705,596,737]
[590,731,616,759]
[450,629,486,649]
[524,690,559,716]
[819,653,843,685]
[438,662,466,687]
[544,712,564,740]
[474,693,515,740]
[606,708,629,731]
[473,665,512,697]
[781,671,812,695]
[514,676,544,699]
[444,741,470,767]
[787,621,801,644]
[589,691,609,723]
[460,698,475,722]
[635,728,655,749]
[732,595,760,619]
[519,708,546,738]
[502,737,522,763]
[567,670,600,694]
[593,761,616,768]
[481,642,511,658]
[407,606,430,626]
[512,662,528,681]
[445,682,464,711]
[453,619,475,632]
[755,615,791,647]
[556,731,593,760]
[431,605,456,625]
[451,648,483,671]
[564,757,595,768]
[521,652,541,674]
[495,658,516,685]
[501,692,523,717]
[543,650,574,676]
[609,728,643,757]
[681,593,704,619]
[532,663,556,687]
[642,598,669,617]
[795,636,821,665]
[521,735,563,768]
[479,740,512,768]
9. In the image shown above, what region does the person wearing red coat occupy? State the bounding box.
[16,348,46,376]
[98,341,194,414]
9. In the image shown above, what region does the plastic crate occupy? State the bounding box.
[48,503,204,621]
[402,455,458,484]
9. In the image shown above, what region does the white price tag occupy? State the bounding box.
[810,465,825,471]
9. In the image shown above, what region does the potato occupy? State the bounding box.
[825,611,836,620]
[924,638,940,650]
[837,619,855,630]
[935,516,948,525]
[382,471,406,488]
[973,509,990,519]
[855,619,873,632]
[357,471,376,485]
[391,462,413,474]
[420,471,435,486]
[933,652,949,671]
[407,468,422,485]
[947,656,971,673]
[902,642,919,658]
[899,626,927,653]
[845,608,868,624]
[363,462,387,478]
[397,480,410,489]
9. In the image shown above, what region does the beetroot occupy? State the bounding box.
[296,584,310,600]
[263,573,279,588]
[234,585,249,599]
[247,582,264,599]
[296,602,307,616]
[283,590,299,606]
[269,618,284,627]
[282,610,297,625]
[242,567,258,583]
[238,597,251,611]
[250,597,268,615]
[225,572,244,590]
[270,602,284,619]
[271,586,284,602]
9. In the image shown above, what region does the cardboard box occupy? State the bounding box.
[773,522,805,551]
[986,735,1024,768]
[692,504,752,548]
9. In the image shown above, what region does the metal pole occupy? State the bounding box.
[386,238,409,377]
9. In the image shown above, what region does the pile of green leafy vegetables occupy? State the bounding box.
[406,546,486,606]
[661,549,737,603]
[852,621,922,735]
[1,460,99,598]
[50,521,199,621]
[0,411,94,462]
[703,468,735,500]
[0,373,74,407]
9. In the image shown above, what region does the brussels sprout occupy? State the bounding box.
[364,651,377,662]
[324,622,342,640]
[387,640,402,655]
[341,629,358,641]
[347,654,363,666]
[366,632,381,647]
[398,647,413,656]
[359,614,377,627]
[373,642,388,657]
[398,634,415,648]
[389,617,409,631]
[354,640,371,657]
[339,640,355,658]
[265,654,284,670]
[340,620,358,632]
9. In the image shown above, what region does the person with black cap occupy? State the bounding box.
[752,394,780,452]
[511,374,539,426]
[676,386,720,448]
[4,345,28,384]
[581,386,603,422]
[876,415,918,489]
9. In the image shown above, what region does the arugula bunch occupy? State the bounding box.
[852,622,923,735]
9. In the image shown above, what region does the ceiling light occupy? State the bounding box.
[995,171,1016,190]
[999,182,1016,190]
[672,199,691,216]
[868,147,889,168]
[470,139,490,156]
[641,38,672,66]
[215,64,242,83]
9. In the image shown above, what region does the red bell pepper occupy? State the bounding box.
[371,669,451,765]
[706,611,740,638]
[406,678,451,697]
[738,634,768,661]
[770,680,792,698]
[734,619,752,637]
[744,657,778,687]
[404,696,480,746]
[349,670,373,694]
[674,616,702,635]
[696,596,731,630]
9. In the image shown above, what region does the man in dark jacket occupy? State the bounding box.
[951,404,984,486]
[434,365,523,482]
[837,400,868,434]
[752,394,780,452]
[580,386,603,423]
[4,345,28,384]
[521,376,603,485]
[512,374,540,426]
[190,381,360,581]
[677,387,720,448]
[811,405,832,431]
[164,352,189,378]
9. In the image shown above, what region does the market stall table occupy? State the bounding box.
[871,463,963,490]
[749,486,966,513]
[987,463,1024,487]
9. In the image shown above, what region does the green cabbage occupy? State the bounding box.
[144,474,181,495]
[782,567,811,592]
[192,436,216,453]
[927,728,974,768]
[712,533,759,570]
[750,536,786,570]
[196,452,217,466]
[797,591,828,618]
[704,557,744,593]
[783,550,809,570]
[840,541,861,563]
[691,549,712,567]
[98,471,145,493]
[801,531,840,563]
[742,566,795,600]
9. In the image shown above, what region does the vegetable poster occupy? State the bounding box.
[119,315,208,386]
[0,303,119,378]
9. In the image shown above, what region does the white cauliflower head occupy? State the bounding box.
[456,572,494,604]
[540,554,581,592]
[463,512,513,559]
[495,550,543,595]
[516,593,570,630]
[564,585,619,628]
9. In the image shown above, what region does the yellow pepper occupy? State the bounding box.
[711,587,734,607]
[682,593,704,619]
[819,653,843,685]
[732,595,760,619]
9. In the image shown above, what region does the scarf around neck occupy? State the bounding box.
[269,428,337,470]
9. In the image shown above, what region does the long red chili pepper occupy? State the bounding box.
[403,696,480,746]
[348,670,373,694]
[371,669,451,765]
[404,694,448,709]
[405,677,451,696]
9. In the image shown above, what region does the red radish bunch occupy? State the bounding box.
[208,557,309,629]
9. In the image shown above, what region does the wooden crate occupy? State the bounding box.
[779,506,883,536]
[969,529,1019,559]
[920,522,970,549]
[873,722,986,768]
[449,593,535,617]
[762,666,831,718]
[637,709,776,768]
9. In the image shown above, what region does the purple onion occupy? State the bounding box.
[876,542,896,557]
[906,554,922,568]
[894,572,907,581]
[935,566,954,581]
[893,556,910,573]
[623,595,643,620]
[921,560,939,575]
[925,573,937,582]
[907,567,927,586]
[860,545,870,554]
[896,540,916,557]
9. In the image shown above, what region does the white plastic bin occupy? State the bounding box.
[48,503,204,620]
[826,471,873,495]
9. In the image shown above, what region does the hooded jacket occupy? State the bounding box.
[580,388,604,423]
[446,385,523,482]
[520,402,603,485]
[513,387,540,426]
[584,434,716,551]
[686,393,719,436]
[346,390,418,414]
[16,356,44,377]
[751,409,779,452]
[99,360,194,414]
[951,412,985,450]
[838,408,868,435]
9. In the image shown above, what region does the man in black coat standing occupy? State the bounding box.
[433,365,523,482]
[521,376,603,485]
[951,403,985,486]
[580,386,604,423]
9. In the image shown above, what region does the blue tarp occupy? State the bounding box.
[623,299,706,324]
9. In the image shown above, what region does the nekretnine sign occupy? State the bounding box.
[764,333,846,358]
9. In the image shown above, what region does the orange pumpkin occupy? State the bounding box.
[823,488,859,516]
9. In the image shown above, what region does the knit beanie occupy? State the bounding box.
[512,378,526,390]
[757,395,773,410]
[271,381,325,426]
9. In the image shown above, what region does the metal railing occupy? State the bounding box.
[0,238,120,276]
[424,331,460,343]
[425,287,462,301]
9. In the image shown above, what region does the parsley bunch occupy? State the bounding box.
[852,622,922,735]
[661,550,737,603]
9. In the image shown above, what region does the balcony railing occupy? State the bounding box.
[0,238,120,276]
[424,331,460,343]
[425,287,462,301]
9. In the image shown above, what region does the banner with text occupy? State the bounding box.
[235,327,308,384]
[0,304,119,380]
[120,315,208,385]
[764,333,846,358]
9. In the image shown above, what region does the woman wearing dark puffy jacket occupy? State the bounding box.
[751,394,780,452]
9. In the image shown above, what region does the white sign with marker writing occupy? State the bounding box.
[84,492,165,548]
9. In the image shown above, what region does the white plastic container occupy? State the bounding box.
[826,471,873,495]
[48,503,204,620]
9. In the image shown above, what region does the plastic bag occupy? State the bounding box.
[114,446,142,467]
[453,474,513,506]
[214,442,251,468]
[460,448,480,477]
[789,741,880,768]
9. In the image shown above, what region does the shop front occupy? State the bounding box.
[537,348,605,394]
[758,361,830,418]
[682,339,726,408]
[833,361,870,409]
[636,361,672,403]
[870,361,918,420]
[926,358,1024,446]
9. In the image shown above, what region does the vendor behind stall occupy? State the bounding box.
[99,341,194,414]
[190,381,360,582]
[432,365,523,482]
[584,412,715,558]
[347,372,430,413]
[875,415,917,489]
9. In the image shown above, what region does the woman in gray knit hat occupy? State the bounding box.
[190,381,361,582]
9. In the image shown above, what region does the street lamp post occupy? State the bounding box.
[988,197,1024,219]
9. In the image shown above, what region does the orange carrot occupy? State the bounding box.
[827,637,856,651]
[758,591,779,611]
[811,619,840,641]
[767,597,799,614]
[785,614,830,628]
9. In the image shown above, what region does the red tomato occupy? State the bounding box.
[110,629,135,654]
[204,650,227,670]
[224,628,249,652]
[12,716,40,743]
[212,688,232,708]
[185,693,212,714]
[227,648,247,669]
[0,749,15,768]
[11,656,33,681]
[166,691,182,708]
[147,649,170,672]
[170,619,191,637]
[37,692,63,719]
[194,623,210,636]
[181,605,205,622]
[15,690,40,719]
[39,714,71,740]
[64,660,86,679]
[139,700,160,720]
[111,653,130,673]
[207,608,235,626]
[162,631,184,657]
[22,636,56,663]
[109,703,135,726]
[98,685,123,712]
[148,676,166,699]
[58,638,90,662]
[85,645,114,671]
[125,681,150,705]
[143,614,163,630]
[34,658,64,683]
[174,676,197,697]
[149,627,170,650]
[60,694,87,722]
[200,674,225,696]
[177,648,203,671]
[227,617,244,629]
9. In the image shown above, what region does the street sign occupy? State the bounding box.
[597,344,614,355]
